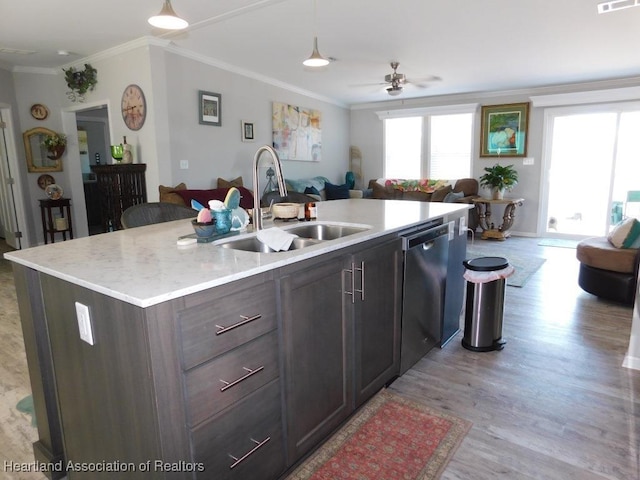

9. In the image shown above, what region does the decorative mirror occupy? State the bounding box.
[23,127,64,173]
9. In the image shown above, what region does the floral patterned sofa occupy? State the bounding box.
[367,178,480,230]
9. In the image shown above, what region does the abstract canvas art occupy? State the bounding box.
[272,102,321,161]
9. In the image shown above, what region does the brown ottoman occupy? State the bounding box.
[576,236,640,305]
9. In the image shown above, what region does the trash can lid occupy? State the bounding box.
[463,256,509,271]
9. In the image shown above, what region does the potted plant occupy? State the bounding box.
[479,163,518,200]
[41,133,67,160]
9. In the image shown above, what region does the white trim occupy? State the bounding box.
[622,354,640,370]
[375,103,478,120]
[12,65,57,75]
[530,86,640,107]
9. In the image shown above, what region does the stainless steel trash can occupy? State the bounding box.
[462,256,509,352]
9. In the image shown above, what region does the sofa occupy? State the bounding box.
[159,178,254,210]
[576,218,640,305]
[367,178,480,230]
[262,176,363,206]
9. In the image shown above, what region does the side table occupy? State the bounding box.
[39,198,74,244]
[472,197,524,240]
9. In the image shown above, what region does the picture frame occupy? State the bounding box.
[241,120,255,142]
[480,102,529,157]
[198,90,221,126]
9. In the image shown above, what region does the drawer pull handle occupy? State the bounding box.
[215,314,261,335]
[220,366,264,392]
[228,436,271,469]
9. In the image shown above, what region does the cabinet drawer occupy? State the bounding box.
[179,281,276,370]
[192,380,284,480]
[185,332,279,426]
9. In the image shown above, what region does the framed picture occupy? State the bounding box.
[241,121,255,142]
[480,102,529,157]
[198,90,221,126]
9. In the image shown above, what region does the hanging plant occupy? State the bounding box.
[62,63,98,102]
[41,133,67,160]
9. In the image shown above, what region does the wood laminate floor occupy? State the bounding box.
[1,237,638,479]
[391,236,640,479]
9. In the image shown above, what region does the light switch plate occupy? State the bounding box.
[523,157,534,165]
[180,160,189,169]
[75,302,95,345]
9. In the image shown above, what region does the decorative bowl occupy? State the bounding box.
[191,220,216,238]
[272,202,300,219]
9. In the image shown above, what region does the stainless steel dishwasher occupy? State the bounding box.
[399,221,450,375]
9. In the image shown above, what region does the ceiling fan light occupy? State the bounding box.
[303,37,330,67]
[386,86,403,96]
[148,0,189,30]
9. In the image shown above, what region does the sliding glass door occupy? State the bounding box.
[542,103,640,237]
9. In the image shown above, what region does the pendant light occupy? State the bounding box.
[148,0,189,30]
[303,0,329,67]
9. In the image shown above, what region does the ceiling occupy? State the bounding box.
[2,0,640,106]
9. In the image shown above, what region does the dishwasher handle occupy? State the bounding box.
[402,225,450,251]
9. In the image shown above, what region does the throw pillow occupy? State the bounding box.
[431,185,453,202]
[304,186,321,196]
[608,217,640,248]
[325,182,350,200]
[443,190,465,203]
[159,183,187,205]
[217,176,244,188]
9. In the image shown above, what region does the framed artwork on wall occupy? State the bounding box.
[198,90,221,126]
[241,121,255,142]
[480,102,529,157]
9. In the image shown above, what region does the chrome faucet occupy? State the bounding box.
[253,145,288,230]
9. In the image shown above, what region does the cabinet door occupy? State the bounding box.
[280,255,351,462]
[352,238,402,407]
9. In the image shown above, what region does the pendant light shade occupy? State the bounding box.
[148,0,188,30]
[303,37,330,67]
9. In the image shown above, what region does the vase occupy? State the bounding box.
[492,188,505,200]
[46,145,65,160]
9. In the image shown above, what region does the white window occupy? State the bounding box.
[384,117,422,178]
[429,113,473,179]
[382,108,474,180]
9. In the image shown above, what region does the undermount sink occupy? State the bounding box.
[284,223,370,240]
[217,236,323,253]
[216,223,371,253]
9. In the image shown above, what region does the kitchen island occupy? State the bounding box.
[5,198,470,479]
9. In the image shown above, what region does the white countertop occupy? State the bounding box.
[5,199,470,307]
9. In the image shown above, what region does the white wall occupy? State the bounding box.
[8,41,350,246]
[350,79,639,236]
[160,51,350,194]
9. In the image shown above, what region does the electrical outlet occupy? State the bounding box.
[75,302,95,345]
[180,160,189,169]
[459,216,467,236]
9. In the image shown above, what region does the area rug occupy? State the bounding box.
[537,238,579,249]
[286,389,471,480]
[466,248,546,288]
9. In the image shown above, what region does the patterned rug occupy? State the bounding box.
[466,248,546,288]
[286,389,471,480]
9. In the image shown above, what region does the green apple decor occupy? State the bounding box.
[479,164,518,200]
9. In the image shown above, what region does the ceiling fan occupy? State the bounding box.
[353,61,441,96]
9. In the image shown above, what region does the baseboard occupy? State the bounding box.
[622,354,640,370]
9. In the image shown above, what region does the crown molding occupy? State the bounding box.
[12,65,57,75]
[162,43,348,108]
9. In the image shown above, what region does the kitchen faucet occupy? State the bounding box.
[252,145,288,230]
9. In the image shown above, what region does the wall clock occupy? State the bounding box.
[30,103,49,120]
[121,84,146,131]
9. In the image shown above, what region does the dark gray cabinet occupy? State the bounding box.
[352,238,402,407]
[279,236,402,464]
[14,235,402,480]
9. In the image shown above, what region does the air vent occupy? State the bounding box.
[597,0,640,14]
[0,47,36,55]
